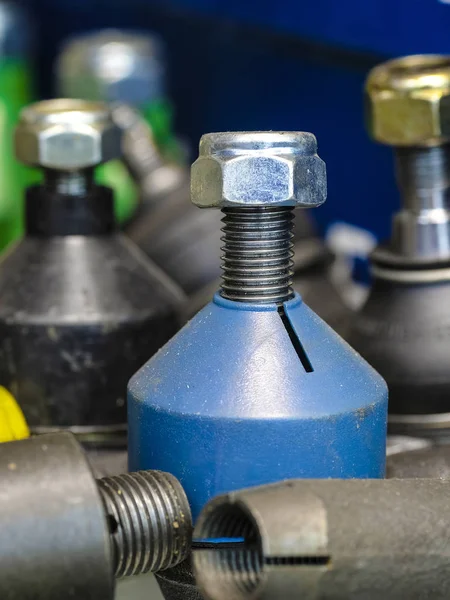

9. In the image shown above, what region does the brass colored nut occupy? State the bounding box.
[15,99,122,169]
[191,131,327,208]
[366,54,450,146]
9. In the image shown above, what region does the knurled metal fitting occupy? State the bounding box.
[14,98,122,170]
[56,30,165,105]
[366,54,450,147]
[0,432,192,600]
[191,131,327,208]
[98,470,192,578]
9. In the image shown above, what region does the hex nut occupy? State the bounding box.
[366,54,450,146]
[191,131,327,208]
[57,30,165,105]
[15,99,122,169]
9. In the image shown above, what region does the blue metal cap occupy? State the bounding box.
[128,293,388,520]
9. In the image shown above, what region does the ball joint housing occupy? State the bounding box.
[348,54,450,438]
[0,99,184,441]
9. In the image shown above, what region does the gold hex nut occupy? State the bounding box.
[365,54,450,147]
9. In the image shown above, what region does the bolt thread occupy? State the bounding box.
[44,168,94,197]
[390,145,450,259]
[220,206,295,304]
[111,104,164,180]
[194,503,262,600]
[97,470,191,578]
[394,145,450,211]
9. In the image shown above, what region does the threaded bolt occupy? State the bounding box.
[366,56,450,261]
[191,131,327,305]
[15,98,122,198]
[97,470,192,577]
[44,167,95,197]
[221,206,295,303]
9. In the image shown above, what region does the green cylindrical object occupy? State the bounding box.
[0,3,35,251]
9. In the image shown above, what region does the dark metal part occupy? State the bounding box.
[292,244,350,336]
[26,183,115,236]
[387,440,450,478]
[126,174,223,295]
[193,478,450,600]
[347,60,450,437]
[220,207,295,304]
[113,103,222,295]
[0,183,183,442]
[156,436,443,600]
[0,432,192,600]
[156,559,203,600]
[346,144,450,436]
[347,272,450,438]
[0,432,112,600]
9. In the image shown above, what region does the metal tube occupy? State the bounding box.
[392,144,450,259]
[194,478,450,600]
[0,433,192,600]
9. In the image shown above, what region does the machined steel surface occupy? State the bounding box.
[0,432,192,600]
[390,145,450,260]
[194,478,450,600]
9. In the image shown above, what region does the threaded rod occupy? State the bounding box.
[391,145,450,259]
[44,168,94,196]
[394,145,450,211]
[220,207,295,304]
[97,470,191,578]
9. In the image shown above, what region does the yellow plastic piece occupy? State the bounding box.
[0,386,29,442]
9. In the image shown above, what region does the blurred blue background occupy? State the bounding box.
[20,0,450,240]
